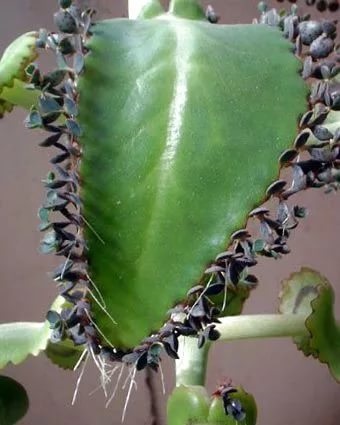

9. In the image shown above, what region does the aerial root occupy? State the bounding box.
[87,287,117,327]
[72,349,89,405]
[188,274,214,318]
[89,344,112,397]
[85,272,117,326]
[81,214,106,245]
[106,363,125,408]
[84,308,114,347]
[73,346,88,372]
[89,364,120,396]
[121,366,137,422]
[159,362,166,395]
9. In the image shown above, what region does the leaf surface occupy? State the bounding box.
[0,32,39,116]
[79,17,307,348]
[279,267,340,381]
[44,339,84,370]
[0,297,64,369]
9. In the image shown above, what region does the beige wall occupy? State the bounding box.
[0,1,339,424]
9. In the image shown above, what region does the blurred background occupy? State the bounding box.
[0,1,340,424]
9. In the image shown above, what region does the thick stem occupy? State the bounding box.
[216,314,307,341]
[1,80,40,111]
[175,314,308,388]
[176,336,211,387]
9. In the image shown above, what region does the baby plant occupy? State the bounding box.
[0,0,339,423]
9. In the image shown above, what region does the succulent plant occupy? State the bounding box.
[0,0,339,423]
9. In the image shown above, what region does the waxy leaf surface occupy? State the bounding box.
[79,16,307,348]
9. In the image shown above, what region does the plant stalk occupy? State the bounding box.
[175,314,307,388]
[1,80,40,111]
[176,336,211,387]
[216,314,307,341]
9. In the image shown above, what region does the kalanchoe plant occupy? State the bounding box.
[0,0,339,423]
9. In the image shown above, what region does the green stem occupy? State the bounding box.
[216,314,307,341]
[176,336,211,387]
[175,314,308,388]
[1,80,40,111]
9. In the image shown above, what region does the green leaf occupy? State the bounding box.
[79,14,307,349]
[0,32,40,116]
[44,338,84,370]
[0,32,38,88]
[0,322,51,369]
[0,376,29,425]
[0,297,64,369]
[279,267,340,381]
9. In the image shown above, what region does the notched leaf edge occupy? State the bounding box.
[0,296,64,369]
[0,31,38,117]
[279,267,340,381]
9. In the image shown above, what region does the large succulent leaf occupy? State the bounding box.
[0,32,39,116]
[0,297,64,369]
[79,14,307,349]
[0,375,29,425]
[279,268,340,381]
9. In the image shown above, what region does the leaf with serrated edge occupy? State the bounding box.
[0,32,40,116]
[279,267,340,381]
[79,14,306,349]
[44,338,84,370]
[0,297,64,369]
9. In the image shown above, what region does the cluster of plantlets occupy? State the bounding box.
[26,1,104,358]
[279,0,339,11]
[0,0,339,423]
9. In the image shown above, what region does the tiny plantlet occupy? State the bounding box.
[0,0,339,423]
